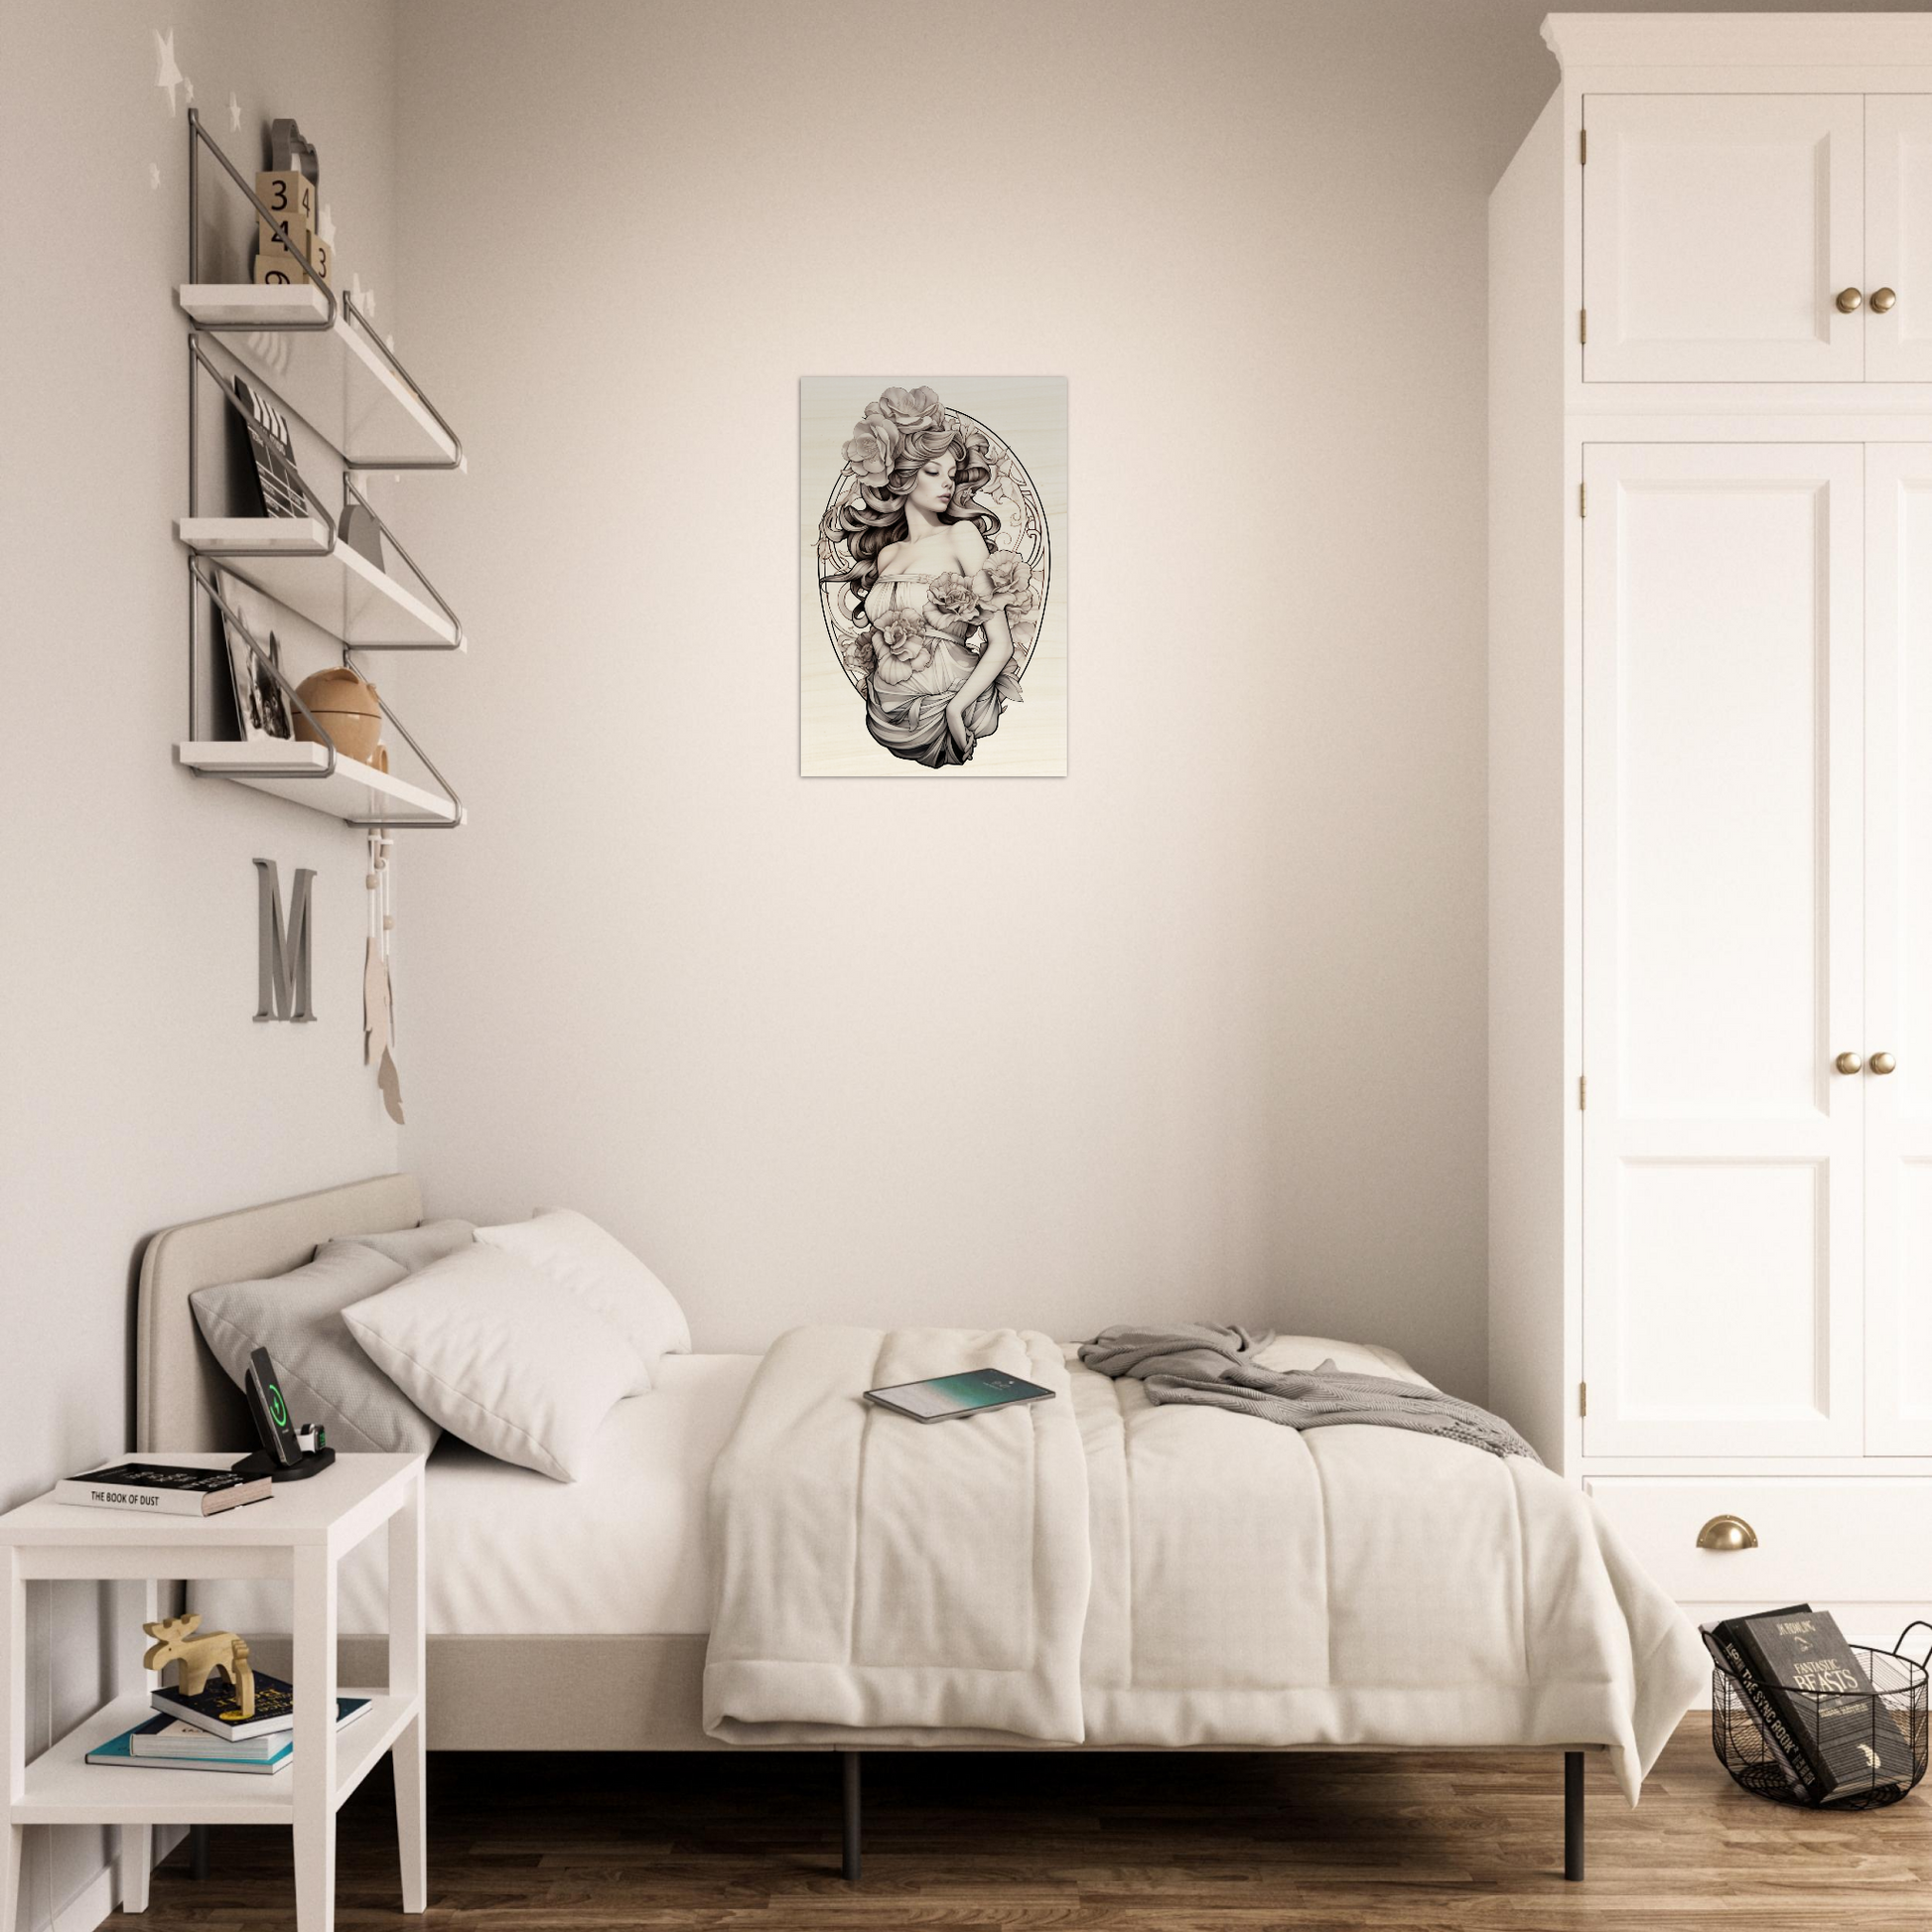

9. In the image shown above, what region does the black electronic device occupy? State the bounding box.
[232,1346,337,1483]
[245,1346,301,1464]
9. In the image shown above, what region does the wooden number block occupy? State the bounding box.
[253,255,301,287]
[259,230,333,285]
[255,169,316,238]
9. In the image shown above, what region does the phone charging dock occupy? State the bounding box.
[229,1447,337,1482]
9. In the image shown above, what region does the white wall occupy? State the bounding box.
[0,7,400,1925]
[389,0,1575,1393]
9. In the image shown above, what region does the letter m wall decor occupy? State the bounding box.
[254,860,316,1023]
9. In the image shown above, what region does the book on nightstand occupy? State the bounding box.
[89,1714,293,1774]
[53,1461,270,1517]
[151,1669,370,1743]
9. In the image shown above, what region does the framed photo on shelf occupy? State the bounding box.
[216,577,294,745]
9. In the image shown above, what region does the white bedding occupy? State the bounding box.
[198,1354,760,1636]
[704,1327,1708,1800]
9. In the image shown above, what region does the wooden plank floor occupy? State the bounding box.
[108,1716,1931,1930]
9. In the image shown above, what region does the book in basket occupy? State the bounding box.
[151,1669,370,1743]
[1701,1618,1818,1801]
[1710,1605,1915,1802]
[54,1461,270,1517]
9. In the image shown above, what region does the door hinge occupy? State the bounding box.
[1580,127,1587,165]
[1579,1380,1588,1418]
[1579,481,1587,519]
[1579,307,1588,345]
[1579,1073,1587,1109]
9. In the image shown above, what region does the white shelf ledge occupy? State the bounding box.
[178,283,458,470]
[178,517,461,650]
[15,1691,414,1826]
[177,741,463,826]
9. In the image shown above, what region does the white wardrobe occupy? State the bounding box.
[1491,13,1932,1637]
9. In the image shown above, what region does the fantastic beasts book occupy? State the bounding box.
[1713,1605,1914,1801]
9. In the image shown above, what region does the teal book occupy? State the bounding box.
[88,1715,291,1775]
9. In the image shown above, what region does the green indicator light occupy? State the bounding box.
[268,1385,288,1429]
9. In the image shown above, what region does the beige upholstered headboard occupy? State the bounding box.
[136,1173,423,1452]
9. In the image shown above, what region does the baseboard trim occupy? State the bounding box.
[37,1860,110,1932]
[32,1823,185,1932]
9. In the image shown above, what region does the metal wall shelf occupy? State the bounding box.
[175,741,463,827]
[178,516,461,650]
[179,284,458,471]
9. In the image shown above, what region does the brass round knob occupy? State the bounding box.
[1836,1051,1864,1075]
[1838,287,1864,313]
[1871,1051,1898,1076]
[1872,287,1898,314]
[1697,1514,1758,1553]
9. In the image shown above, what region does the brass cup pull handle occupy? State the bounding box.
[1871,1051,1898,1076]
[1872,287,1898,315]
[1697,1514,1758,1553]
[1838,286,1864,313]
[1836,1050,1864,1075]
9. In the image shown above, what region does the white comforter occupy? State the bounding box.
[704,1327,1707,1800]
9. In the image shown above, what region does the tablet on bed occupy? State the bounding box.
[863,1368,1054,1424]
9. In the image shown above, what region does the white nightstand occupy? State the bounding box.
[0,1451,425,1932]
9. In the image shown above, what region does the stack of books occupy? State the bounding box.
[86,1670,369,1775]
[1704,1604,1916,1803]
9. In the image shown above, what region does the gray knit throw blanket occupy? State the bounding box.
[1077,1324,1540,1462]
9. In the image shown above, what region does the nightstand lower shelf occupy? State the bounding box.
[18,1691,416,1826]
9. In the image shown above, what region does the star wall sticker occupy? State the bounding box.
[318,204,337,246]
[183,76,194,105]
[149,162,162,190]
[350,272,376,320]
[154,28,184,115]
[227,89,241,132]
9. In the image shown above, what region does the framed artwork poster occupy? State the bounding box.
[801,376,1065,776]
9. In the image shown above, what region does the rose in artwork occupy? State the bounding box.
[864,385,945,438]
[924,571,979,625]
[870,606,932,687]
[841,424,893,489]
[980,549,1034,614]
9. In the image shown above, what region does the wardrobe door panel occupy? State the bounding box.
[1582,445,1863,1457]
[1864,448,1932,1450]
[1583,95,1863,382]
[1866,100,1932,381]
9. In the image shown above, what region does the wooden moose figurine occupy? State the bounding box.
[141,1612,257,1720]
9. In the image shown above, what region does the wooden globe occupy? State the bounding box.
[292,666,383,763]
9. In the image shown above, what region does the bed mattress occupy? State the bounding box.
[199,1354,761,1637]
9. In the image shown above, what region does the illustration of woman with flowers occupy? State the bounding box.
[819,385,1042,768]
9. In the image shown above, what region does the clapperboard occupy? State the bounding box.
[233,375,308,520]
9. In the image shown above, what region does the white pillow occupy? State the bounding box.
[342,1245,646,1482]
[475,1209,690,1379]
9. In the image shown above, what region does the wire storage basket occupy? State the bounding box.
[1712,1622,1930,1810]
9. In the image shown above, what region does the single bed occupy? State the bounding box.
[138,1174,1705,1879]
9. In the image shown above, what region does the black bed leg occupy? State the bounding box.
[1563,1750,1585,1881]
[841,1749,862,1882]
